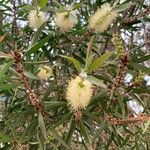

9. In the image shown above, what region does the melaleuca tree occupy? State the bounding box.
[0,0,150,149]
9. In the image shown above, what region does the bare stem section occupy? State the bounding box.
[107,114,150,125]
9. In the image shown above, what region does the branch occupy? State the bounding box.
[123,5,150,25]
[11,51,52,122]
[107,114,150,125]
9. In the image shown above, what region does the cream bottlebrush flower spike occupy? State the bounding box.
[88,3,118,33]
[55,9,78,31]
[66,76,93,111]
[28,9,47,29]
[37,65,52,80]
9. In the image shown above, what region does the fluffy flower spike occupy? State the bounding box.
[88,3,118,33]
[37,65,52,80]
[28,10,47,29]
[55,10,78,31]
[66,76,93,111]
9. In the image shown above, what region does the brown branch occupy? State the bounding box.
[79,29,94,42]
[123,5,150,25]
[11,0,17,36]
[107,114,150,125]
[11,51,52,122]
[110,54,128,100]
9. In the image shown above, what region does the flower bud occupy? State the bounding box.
[112,33,125,57]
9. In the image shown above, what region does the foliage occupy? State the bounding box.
[0,0,150,149]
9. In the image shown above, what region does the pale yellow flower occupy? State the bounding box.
[37,65,52,80]
[66,76,93,111]
[28,10,47,29]
[88,3,117,33]
[55,11,78,31]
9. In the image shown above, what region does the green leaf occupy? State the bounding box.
[38,112,47,140]
[24,71,39,80]
[39,0,48,9]
[59,55,81,71]
[56,7,66,13]
[20,120,38,142]
[30,23,46,47]
[85,54,94,70]
[92,122,107,142]
[28,120,38,138]
[51,113,72,129]
[85,36,95,70]
[121,134,131,147]
[118,95,125,117]
[0,61,13,82]
[142,119,150,134]
[25,34,51,55]
[37,131,44,150]
[0,133,11,143]
[44,101,67,109]
[53,0,66,10]
[15,109,35,127]
[88,51,114,73]
[88,92,108,107]
[131,63,150,74]
[21,4,34,11]
[72,3,82,10]
[134,55,150,63]
[79,120,90,144]
[84,111,101,124]
[65,118,75,143]
[114,2,132,13]
[87,75,107,88]
[0,83,17,91]
[51,128,70,149]
[132,88,150,94]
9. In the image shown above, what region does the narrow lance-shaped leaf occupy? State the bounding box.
[24,71,39,80]
[72,2,82,10]
[0,133,11,143]
[39,0,48,9]
[85,36,94,70]
[0,61,13,82]
[142,119,150,134]
[25,34,51,55]
[85,54,94,71]
[37,131,44,150]
[38,112,47,140]
[59,55,82,71]
[21,4,34,11]
[53,0,66,10]
[79,120,90,144]
[88,51,114,73]
[65,117,75,143]
[87,75,107,88]
[92,122,107,142]
[51,128,70,149]
[30,23,46,47]
[131,63,150,74]
[113,2,132,13]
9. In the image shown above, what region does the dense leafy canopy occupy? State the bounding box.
[0,0,150,149]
